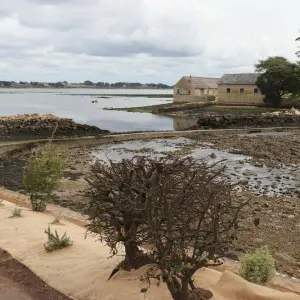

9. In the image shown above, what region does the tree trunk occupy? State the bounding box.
[165,276,213,300]
[107,241,151,280]
[168,288,213,300]
[123,241,147,270]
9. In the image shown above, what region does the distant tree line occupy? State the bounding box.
[255,37,300,107]
[0,81,17,87]
[90,81,173,89]
[0,80,173,89]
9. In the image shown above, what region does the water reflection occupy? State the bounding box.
[0,88,173,132]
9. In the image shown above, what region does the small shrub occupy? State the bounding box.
[10,207,22,218]
[239,247,276,285]
[254,217,260,227]
[44,226,73,252]
[207,95,216,101]
[23,144,65,212]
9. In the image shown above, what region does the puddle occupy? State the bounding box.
[90,137,195,161]
[90,138,300,198]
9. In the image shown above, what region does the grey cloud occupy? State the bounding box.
[57,37,203,58]
[23,0,96,4]
[0,0,299,83]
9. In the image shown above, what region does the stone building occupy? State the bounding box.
[173,76,219,103]
[218,73,264,105]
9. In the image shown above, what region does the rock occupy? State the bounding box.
[239,179,248,185]
[0,114,109,139]
[209,152,217,159]
[192,113,300,130]
[226,251,239,261]
[242,170,257,177]
[275,252,298,265]
[253,162,264,168]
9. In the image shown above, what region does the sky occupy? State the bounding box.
[0,0,299,84]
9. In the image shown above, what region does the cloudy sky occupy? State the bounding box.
[0,0,299,84]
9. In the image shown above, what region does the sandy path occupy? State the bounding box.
[0,274,35,300]
[1,200,300,300]
[0,249,71,300]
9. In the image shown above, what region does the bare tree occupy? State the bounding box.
[124,157,248,300]
[86,156,248,300]
[86,157,155,276]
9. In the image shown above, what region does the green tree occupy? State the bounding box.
[255,56,300,107]
[296,37,300,58]
[83,80,94,86]
[23,144,65,212]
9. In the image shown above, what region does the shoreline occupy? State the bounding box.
[1,129,300,278]
[0,125,299,149]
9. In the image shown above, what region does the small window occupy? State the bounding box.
[212,90,216,95]
[177,88,181,95]
[200,89,204,96]
[226,88,231,94]
[188,89,191,95]
[240,88,245,94]
[254,88,259,94]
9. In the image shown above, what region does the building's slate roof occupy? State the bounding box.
[183,76,219,89]
[218,73,260,85]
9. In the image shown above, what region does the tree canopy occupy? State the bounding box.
[86,156,248,300]
[255,56,300,107]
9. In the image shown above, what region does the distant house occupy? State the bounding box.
[173,76,219,103]
[218,73,264,105]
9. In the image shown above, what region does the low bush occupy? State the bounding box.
[44,226,73,252]
[239,247,276,285]
[23,144,65,212]
[10,207,22,218]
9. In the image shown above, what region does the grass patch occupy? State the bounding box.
[124,147,155,154]
[44,226,73,252]
[163,146,195,157]
[200,106,286,115]
[103,103,172,113]
[10,207,22,218]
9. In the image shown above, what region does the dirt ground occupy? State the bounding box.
[0,249,71,300]
[192,131,300,168]
[0,131,300,277]
[1,199,300,300]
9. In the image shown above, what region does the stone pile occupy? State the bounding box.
[190,114,300,129]
[0,114,109,139]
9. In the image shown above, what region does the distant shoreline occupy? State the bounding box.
[0,86,174,90]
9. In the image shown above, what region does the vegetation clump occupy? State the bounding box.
[239,247,276,285]
[86,156,248,300]
[256,56,300,108]
[10,207,22,218]
[44,226,73,252]
[23,144,65,212]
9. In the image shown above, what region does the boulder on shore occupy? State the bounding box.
[0,114,109,140]
[188,114,300,129]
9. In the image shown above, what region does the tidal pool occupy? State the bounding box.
[90,137,300,198]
